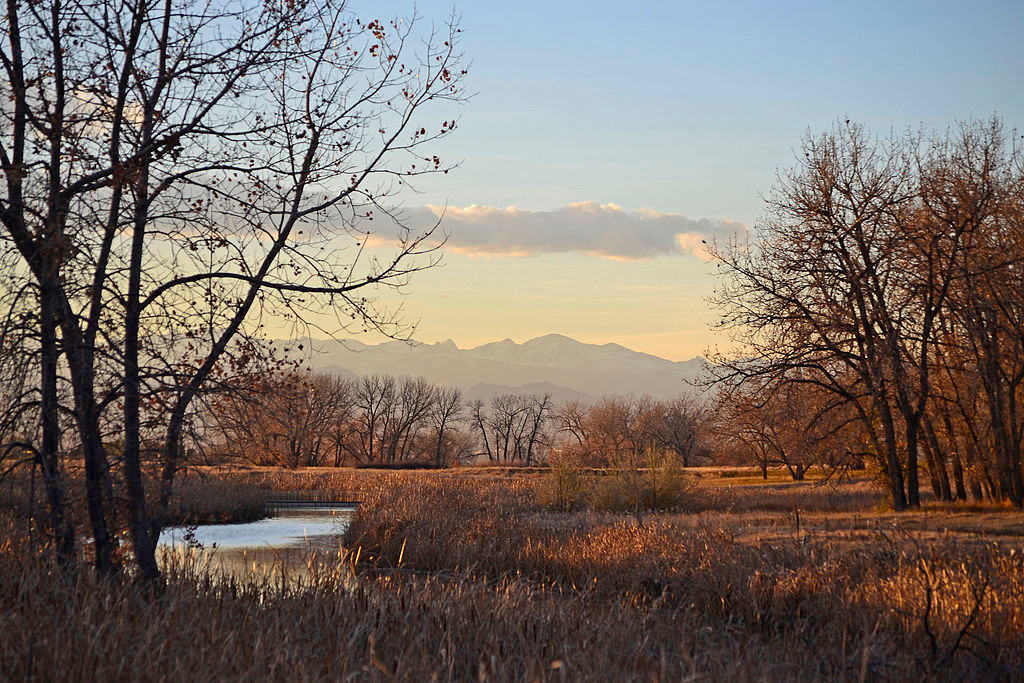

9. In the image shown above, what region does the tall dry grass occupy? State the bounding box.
[0,519,843,682]
[681,476,884,513]
[3,468,1024,680]
[343,475,1024,679]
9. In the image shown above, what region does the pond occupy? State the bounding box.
[158,505,355,581]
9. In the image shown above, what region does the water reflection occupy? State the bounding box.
[159,506,354,581]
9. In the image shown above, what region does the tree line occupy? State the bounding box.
[211,374,472,468]
[708,117,1024,508]
[202,371,708,470]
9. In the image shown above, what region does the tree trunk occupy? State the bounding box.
[38,283,74,567]
[904,418,922,508]
[880,402,907,510]
[920,422,951,501]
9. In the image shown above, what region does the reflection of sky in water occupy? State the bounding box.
[158,507,355,582]
[159,507,353,550]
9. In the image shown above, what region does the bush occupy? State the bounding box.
[539,448,690,520]
[589,448,690,520]
[537,452,588,512]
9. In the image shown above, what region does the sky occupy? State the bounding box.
[318,0,1024,361]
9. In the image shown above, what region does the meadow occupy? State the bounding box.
[2,466,1023,681]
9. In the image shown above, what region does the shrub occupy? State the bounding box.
[536,452,588,512]
[589,448,690,521]
[539,448,691,520]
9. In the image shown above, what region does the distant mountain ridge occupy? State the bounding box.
[304,334,706,402]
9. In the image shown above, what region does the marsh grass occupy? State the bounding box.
[343,473,1024,679]
[3,468,1024,680]
[166,476,268,525]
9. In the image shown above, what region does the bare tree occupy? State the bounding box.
[468,393,553,464]
[650,395,705,468]
[0,0,467,577]
[588,396,642,461]
[555,401,592,459]
[922,121,1024,505]
[488,394,523,463]
[381,376,434,464]
[713,376,854,480]
[351,375,395,465]
[213,370,354,468]
[318,375,357,468]
[468,399,493,462]
[707,120,1000,509]
[429,386,463,467]
[522,393,553,465]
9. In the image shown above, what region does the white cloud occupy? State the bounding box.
[387,202,746,260]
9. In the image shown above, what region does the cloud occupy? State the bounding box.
[388,202,746,260]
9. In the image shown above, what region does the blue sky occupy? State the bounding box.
[334,0,1024,360]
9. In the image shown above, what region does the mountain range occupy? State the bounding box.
[304,334,706,403]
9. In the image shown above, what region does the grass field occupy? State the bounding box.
[2,466,1023,680]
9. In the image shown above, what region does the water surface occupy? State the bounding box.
[159,506,354,580]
